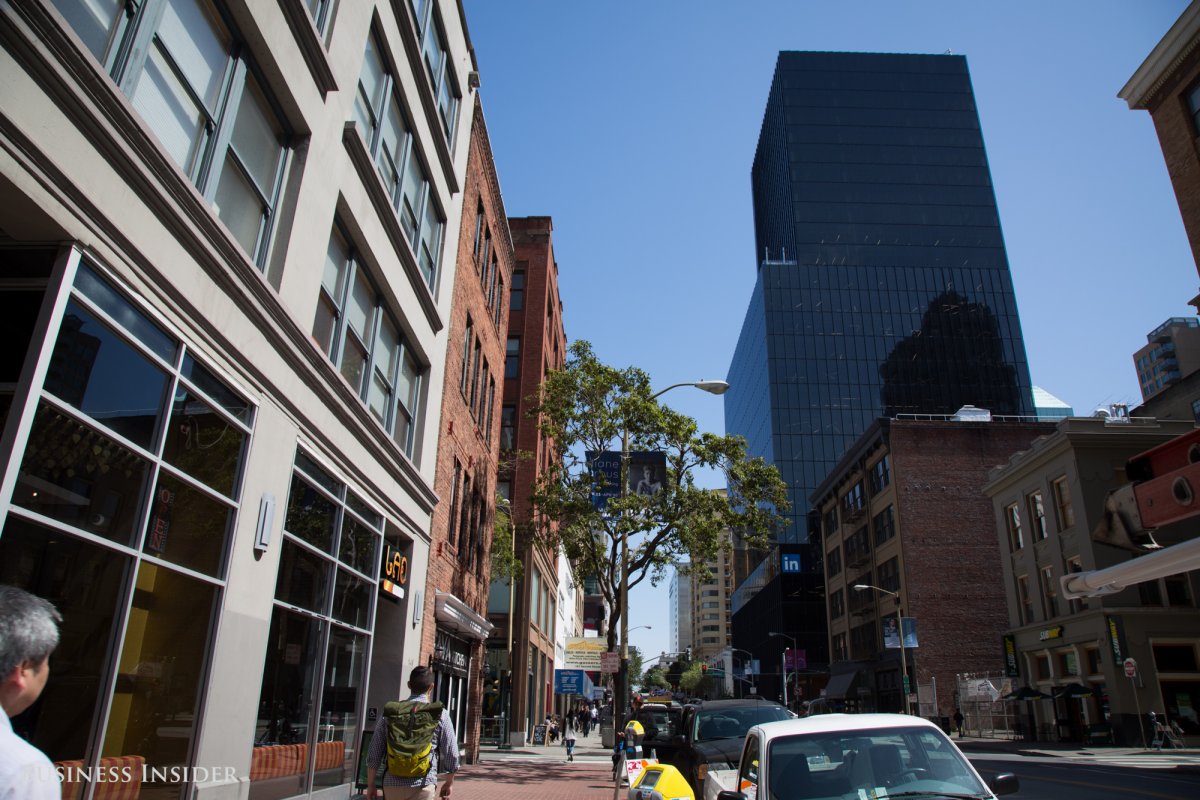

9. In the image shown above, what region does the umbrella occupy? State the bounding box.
[1053,683,1094,699]
[1003,686,1051,701]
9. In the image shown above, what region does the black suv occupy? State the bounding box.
[662,698,793,793]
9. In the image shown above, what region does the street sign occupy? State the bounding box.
[1124,657,1137,678]
[600,651,620,673]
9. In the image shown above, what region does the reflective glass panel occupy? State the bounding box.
[284,473,337,553]
[143,470,233,577]
[313,628,367,788]
[162,385,246,497]
[45,301,170,450]
[275,539,332,614]
[15,403,150,547]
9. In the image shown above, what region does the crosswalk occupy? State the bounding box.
[1051,751,1200,769]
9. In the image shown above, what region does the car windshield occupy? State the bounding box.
[767,725,988,800]
[640,704,682,739]
[695,705,792,742]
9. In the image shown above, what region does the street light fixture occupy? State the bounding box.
[768,631,798,709]
[854,583,910,715]
[616,381,728,729]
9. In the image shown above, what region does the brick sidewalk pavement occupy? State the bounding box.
[451,761,616,800]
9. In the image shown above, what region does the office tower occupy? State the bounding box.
[727,51,1035,688]
[1133,317,1200,401]
[670,564,693,656]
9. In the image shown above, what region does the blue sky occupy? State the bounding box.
[462,0,1196,662]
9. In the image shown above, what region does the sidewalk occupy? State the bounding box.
[954,732,1199,758]
[452,762,616,800]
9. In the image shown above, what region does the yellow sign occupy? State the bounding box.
[565,637,607,670]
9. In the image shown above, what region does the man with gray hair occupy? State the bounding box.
[0,585,63,799]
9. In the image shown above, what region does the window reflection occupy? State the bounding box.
[251,608,323,798]
[276,539,331,615]
[0,516,129,766]
[143,471,233,577]
[15,403,150,547]
[313,628,367,788]
[285,473,338,554]
[101,562,216,798]
[162,384,246,497]
[45,302,170,450]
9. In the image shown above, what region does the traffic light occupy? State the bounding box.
[700,663,708,673]
[686,647,692,660]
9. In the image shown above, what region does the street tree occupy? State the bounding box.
[642,667,669,690]
[679,663,712,697]
[528,340,789,656]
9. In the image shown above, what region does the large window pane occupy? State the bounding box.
[353,33,385,139]
[132,44,210,174]
[313,628,368,788]
[399,156,424,241]
[346,270,374,348]
[284,473,337,553]
[157,0,230,113]
[276,539,332,614]
[51,0,124,62]
[15,403,151,547]
[101,562,216,796]
[0,516,130,766]
[74,265,178,364]
[45,301,171,450]
[214,156,265,256]
[143,470,233,577]
[419,202,440,286]
[250,608,324,798]
[162,385,246,497]
[378,101,408,196]
[229,77,283,194]
[337,514,378,577]
[332,568,370,628]
[181,354,252,425]
[339,335,368,395]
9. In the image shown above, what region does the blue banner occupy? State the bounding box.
[883,617,919,649]
[586,451,622,510]
[554,668,592,696]
[586,451,667,509]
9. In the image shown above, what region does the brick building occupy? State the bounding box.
[812,415,1053,718]
[1120,1,1200,288]
[422,97,512,762]
[486,216,567,747]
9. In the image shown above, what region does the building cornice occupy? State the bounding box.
[1119,2,1200,110]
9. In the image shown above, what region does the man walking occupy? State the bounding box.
[365,667,459,800]
[0,585,63,800]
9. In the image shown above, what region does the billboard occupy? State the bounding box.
[586,451,667,509]
[564,636,608,670]
[554,669,592,696]
[882,617,919,649]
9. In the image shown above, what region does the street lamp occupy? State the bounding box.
[854,583,910,715]
[728,647,756,698]
[617,380,729,728]
[768,631,798,709]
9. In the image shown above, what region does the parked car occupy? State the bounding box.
[660,698,793,794]
[709,713,1018,800]
[638,700,686,764]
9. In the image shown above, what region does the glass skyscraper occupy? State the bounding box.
[727,52,1034,630]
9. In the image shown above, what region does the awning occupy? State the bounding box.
[435,591,494,640]
[822,670,860,700]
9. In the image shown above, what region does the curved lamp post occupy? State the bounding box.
[854,583,910,715]
[616,381,728,728]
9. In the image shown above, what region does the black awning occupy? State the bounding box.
[822,670,859,699]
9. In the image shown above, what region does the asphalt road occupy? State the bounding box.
[971,754,1200,800]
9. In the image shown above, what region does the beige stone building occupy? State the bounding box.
[0,1,476,797]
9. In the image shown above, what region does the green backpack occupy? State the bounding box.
[383,700,445,778]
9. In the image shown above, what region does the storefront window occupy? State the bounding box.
[100,562,217,796]
[1,258,255,798]
[250,450,382,797]
[0,516,129,770]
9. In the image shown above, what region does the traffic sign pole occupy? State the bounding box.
[1126,658,1146,749]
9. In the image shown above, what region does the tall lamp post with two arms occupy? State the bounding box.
[615,381,729,730]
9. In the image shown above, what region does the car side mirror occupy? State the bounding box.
[988,773,1020,796]
[716,792,746,800]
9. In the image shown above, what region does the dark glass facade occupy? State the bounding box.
[729,51,1034,548]
[726,53,1033,692]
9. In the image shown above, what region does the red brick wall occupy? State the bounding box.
[889,421,1053,716]
[422,98,513,762]
[502,216,567,737]
[1144,43,1200,280]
